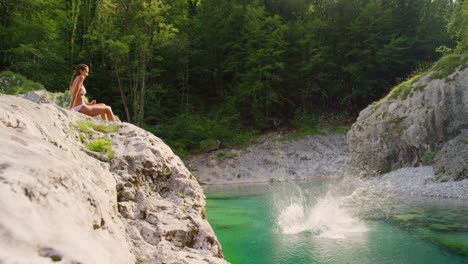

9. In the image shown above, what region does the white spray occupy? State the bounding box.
[274,182,368,239]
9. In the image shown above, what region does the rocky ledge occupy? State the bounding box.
[347,56,467,180]
[0,94,228,264]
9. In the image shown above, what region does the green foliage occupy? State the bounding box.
[278,110,351,141]
[231,5,287,126]
[328,121,350,135]
[0,0,464,140]
[414,85,426,92]
[0,71,44,95]
[435,45,453,55]
[290,109,318,132]
[422,151,437,166]
[77,121,92,133]
[217,151,236,160]
[161,168,172,177]
[386,61,433,101]
[85,137,114,159]
[107,149,115,159]
[86,138,114,160]
[200,138,220,152]
[77,120,118,134]
[429,54,468,81]
[86,138,112,152]
[372,53,467,110]
[447,1,468,52]
[439,166,446,174]
[401,87,412,100]
[382,167,392,174]
[388,82,411,100]
[145,114,256,157]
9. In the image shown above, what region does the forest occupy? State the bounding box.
[1,0,467,155]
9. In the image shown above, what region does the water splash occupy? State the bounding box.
[274,183,368,239]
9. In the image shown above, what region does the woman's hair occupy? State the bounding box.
[69,64,88,87]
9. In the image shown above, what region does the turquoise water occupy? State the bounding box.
[205,181,468,264]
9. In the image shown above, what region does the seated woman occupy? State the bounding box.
[69,64,115,121]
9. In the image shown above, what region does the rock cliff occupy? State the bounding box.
[0,94,228,264]
[347,55,468,179]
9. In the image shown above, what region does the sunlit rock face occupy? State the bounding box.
[347,65,467,177]
[0,94,228,264]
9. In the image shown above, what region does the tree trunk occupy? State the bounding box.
[137,59,146,126]
[70,0,81,67]
[114,65,131,122]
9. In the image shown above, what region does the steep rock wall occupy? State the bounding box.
[347,62,468,176]
[0,94,228,264]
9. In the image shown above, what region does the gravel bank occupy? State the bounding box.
[355,166,468,200]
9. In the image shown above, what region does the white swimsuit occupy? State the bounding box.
[73,86,86,112]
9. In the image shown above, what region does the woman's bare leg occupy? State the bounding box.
[79,105,115,121]
[91,103,109,120]
[106,106,115,121]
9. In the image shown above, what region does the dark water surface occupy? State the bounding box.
[205,180,468,264]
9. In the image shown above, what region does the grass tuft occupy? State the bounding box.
[86,138,114,160]
[429,54,468,81]
[366,53,467,120]
[77,120,118,133]
[421,151,437,166]
[217,151,236,160]
[86,138,112,152]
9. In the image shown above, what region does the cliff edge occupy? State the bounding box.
[347,54,468,180]
[0,94,228,264]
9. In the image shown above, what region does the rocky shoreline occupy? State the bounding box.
[186,133,349,185]
[189,132,468,201]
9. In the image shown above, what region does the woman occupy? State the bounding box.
[69,64,115,121]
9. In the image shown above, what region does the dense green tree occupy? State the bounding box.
[0,0,464,154]
[233,5,286,126]
[448,0,468,52]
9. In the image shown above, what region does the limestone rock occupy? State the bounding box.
[0,94,228,264]
[347,66,468,175]
[432,130,468,182]
[18,90,55,104]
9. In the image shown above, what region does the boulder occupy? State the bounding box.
[0,94,228,264]
[432,130,468,181]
